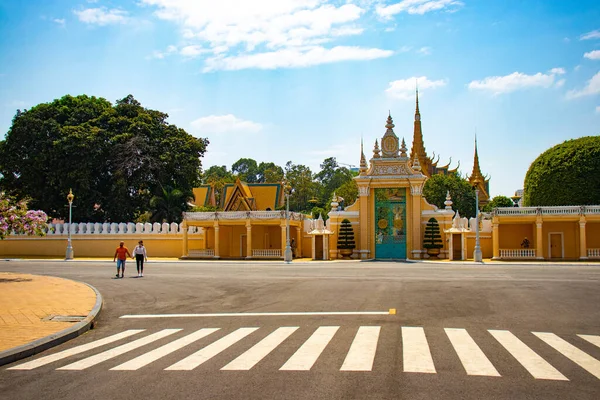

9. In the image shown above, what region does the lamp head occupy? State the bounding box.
[67,189,74,203]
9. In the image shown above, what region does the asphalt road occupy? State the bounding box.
[1,260,599,400]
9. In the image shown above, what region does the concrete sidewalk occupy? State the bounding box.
[0,272,102,366]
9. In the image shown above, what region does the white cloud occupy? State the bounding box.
[376,0,464,19]
[417,46,431,55]
[584,50,600,60]
[203,46,393,71]
[596,106,600,113]
[385,76,447,99]
[566,71,600,99]
[53,18,66,26]
[180,45,209,57]
[74,8,128,25]
[580,30,600,40]
[139,0,394,70]
[468,68,565,95]
[190,114,263,134]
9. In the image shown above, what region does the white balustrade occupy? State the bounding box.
[252,249,282,258]
[588,248,600,258]
[118,223,126,234]
[188,249,215,257]
[79,223,86,234]
[135,223,143,233]
[102,223,109,234]
[127,223,135,234]
[144,222,152,233]
[170,222,178,233]
[500,249,536,258]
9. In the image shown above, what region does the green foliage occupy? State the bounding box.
[149,185,189,223]
[232,158,258,183]
[314,157,354,206]
[311,206,328,221]
[337,218,356,250]
[523,136,600,206]
[257,162,284,183]
[0,94,208,222]
[335,179,358,209]
[423,174,477,218]
[482,195,515,212]
[423,218,443,249]
[285,161,317,212]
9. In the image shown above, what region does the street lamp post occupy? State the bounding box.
[284,186,293,263]
[65,189,74,260]
[473,181,482,262]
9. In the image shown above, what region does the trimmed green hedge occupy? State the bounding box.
[523,136,600,206]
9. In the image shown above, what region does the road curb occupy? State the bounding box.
[0,280,103,367]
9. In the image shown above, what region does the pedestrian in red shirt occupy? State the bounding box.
[113,241,131,278]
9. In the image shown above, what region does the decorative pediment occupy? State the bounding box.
[223,178,258,211]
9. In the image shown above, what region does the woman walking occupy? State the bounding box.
[133,240,148,277]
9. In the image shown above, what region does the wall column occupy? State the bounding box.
[535,217,543,260]
[281,222,287,260]
[579,216,587,260]
[182,220,188,258]
[410,184,424,260]
[295,226,301,258]
[213,221,220,259]
[246,220,252,259]
[358,185,370,259]
[492,219,499,259]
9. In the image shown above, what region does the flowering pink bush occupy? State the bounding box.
[0,193,48,239]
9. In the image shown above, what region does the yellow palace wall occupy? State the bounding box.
[0,235,204,258]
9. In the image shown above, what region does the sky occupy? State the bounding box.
[0,0,599,198]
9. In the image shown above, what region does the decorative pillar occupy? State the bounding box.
[295,226,302,258]
[182,220,189,257]
[246,220,253,259]
[213,221,220,259]
[358,185,370,259]
[492,220,499,259]
[280,222,287,259]
[535,217,543,260]
[410,184,424,260]
[579,216,587,260]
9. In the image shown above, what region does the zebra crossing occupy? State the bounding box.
[6,326,600,381]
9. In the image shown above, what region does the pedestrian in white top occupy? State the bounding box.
[132,240,148,277]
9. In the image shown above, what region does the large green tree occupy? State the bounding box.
[284,161,317,212]
[314,157,354,207]
[423,173,477,218]
[0,94,208,222]
[231,158,258,183]
[482,195,515,212]
[523,136,600,206]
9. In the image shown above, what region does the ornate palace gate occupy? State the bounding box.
[374,188,407,259]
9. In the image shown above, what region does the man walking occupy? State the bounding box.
[113,241,131,278]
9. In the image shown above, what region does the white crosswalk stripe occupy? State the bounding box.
[222,327,298,370]
[165,327,258,370]
[111,328,220,371]
[445,328,500,377]
[578,334,600,349]
[340,326,380,371]
[57,329,181,370]
[280,326,339,371]
[533,332,600,379]
[402,326,435,373]
[489,330,568,380]
[8,329,145,370]
[6,326,600,380]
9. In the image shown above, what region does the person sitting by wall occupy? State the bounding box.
[521,237,530,249]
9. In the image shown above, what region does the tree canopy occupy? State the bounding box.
[0,94,208,222]
[482,195,514,211]
[523,136,600,206]
[423,173,477,218]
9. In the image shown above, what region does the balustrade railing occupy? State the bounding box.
[499,249,536,258]
[188,249,215,257]
[588,248,600,258]
[184,211,305,221]
[10,222,204,236]
[495,206,600,216]
[252,249,282,258]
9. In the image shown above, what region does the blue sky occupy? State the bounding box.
[1,0,599,198]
